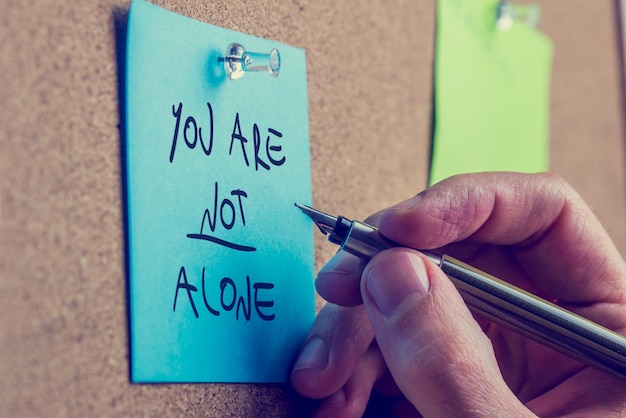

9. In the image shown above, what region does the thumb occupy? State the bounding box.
[361,249,532,417]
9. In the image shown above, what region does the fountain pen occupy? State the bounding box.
[295,203,626,380]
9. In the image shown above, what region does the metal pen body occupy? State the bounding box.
[329,216,626,379]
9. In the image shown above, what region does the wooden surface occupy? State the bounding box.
[0,0,624,416]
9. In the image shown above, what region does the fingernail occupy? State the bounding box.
[293,338,329,371]
[319,251,362,276]
[365,252,430,317]
[386,191,426,212]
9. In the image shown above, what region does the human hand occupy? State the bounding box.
[290,172,626,417]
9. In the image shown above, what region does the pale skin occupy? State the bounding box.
[290,172,626,417]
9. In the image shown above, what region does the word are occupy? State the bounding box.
[230,113,285,171]
[168,101,287,172]
[173,266,275,321]
[186,181,255,252]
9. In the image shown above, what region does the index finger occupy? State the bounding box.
[378,172,626,305]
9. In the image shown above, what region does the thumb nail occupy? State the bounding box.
[292,338,329,372]
[386,191,426,212]
[365,251,430,317]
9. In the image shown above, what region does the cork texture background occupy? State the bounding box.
[1,0,624,416]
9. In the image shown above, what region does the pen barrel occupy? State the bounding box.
[440,255,626,379]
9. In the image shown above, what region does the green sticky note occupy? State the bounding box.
[125,0,314,382]
[430,0,553,185]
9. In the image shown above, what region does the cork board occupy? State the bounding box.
[0,0,624,416]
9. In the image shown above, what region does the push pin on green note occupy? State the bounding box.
[219,43,281,80]
[496,1,540,31]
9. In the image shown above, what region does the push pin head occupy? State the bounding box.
[220,42,281,80]
[496,1,540,31]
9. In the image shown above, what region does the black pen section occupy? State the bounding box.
[328,216,352,245]
[335,219,397,259]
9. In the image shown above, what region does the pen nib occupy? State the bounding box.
[294,203,337,235]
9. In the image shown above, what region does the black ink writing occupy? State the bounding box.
[186,181,256,252]
[173,266,275,321]
[169,101,214,163]
[173,266,199,318]
[167,100,287,323]
[229,113,286,171]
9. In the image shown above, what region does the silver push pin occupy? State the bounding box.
[496,1,540,31]
[219,42,281,80]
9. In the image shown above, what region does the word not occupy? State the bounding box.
[173,266,275,321]
[186,181,255,252]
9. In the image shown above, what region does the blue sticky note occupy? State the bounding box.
[125,0,315,383]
